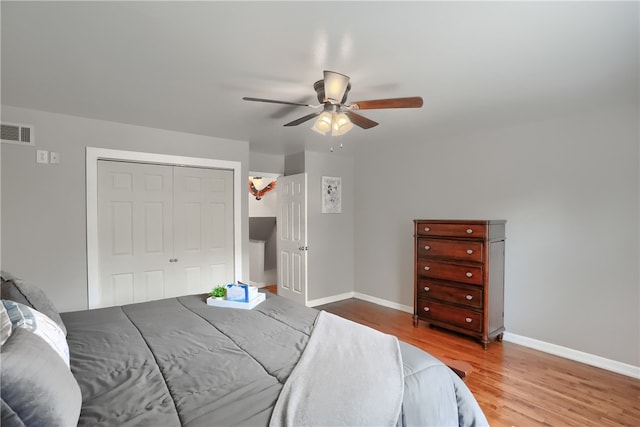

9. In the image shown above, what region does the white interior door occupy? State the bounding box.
[276,173,307,305]
[97,160,174,306]
[97,161,234,308]
[172,166,234,296]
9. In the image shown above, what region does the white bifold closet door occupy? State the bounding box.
[97,160,234,308]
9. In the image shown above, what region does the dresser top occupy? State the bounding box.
[413,219,506,224]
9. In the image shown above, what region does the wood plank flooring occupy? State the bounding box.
[316,298,640,427]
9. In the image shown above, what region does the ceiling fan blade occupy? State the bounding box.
[283,112,321,127]
[345,111,378,129]
[349,96,423,110]
[243,97,315,108]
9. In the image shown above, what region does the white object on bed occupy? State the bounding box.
[269,310,404,427]
[1,299,70,368]
[206,292,265,309]
[0,303,12,345]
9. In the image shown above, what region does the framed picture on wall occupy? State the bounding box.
[321,176,342,214]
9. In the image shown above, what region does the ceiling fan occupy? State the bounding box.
[243,70,423,136]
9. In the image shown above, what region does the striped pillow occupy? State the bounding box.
[0,302,11,345]
[1,300,70,368]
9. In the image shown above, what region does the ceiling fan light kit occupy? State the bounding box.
[310,104,354,136]
[243,70,423,138]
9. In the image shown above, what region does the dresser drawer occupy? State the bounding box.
[417,238,483,262]
[417,259,483,285]
[417,299,482,332]
[416,222,486,239]
[417,280,482,309]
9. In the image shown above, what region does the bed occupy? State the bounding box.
[1,273,488,427]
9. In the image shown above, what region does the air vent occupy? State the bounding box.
[1,123,34,145]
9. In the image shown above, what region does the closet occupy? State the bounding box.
[95,160,234,308]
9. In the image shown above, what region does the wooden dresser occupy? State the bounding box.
[413,220,506,349]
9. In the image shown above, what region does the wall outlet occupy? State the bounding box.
[50,151,60,164]
[36,149,49,164]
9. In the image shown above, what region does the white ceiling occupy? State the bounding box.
[1,1,638,156]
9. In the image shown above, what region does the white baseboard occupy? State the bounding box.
[353,292,413,314]
[304,291,640,379]
[307,292,355,307]
[503,332,640,379]
[306,291,413,314]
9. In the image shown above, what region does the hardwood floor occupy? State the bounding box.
[316,298,640,427]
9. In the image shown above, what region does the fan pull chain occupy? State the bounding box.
[329,138,344,153]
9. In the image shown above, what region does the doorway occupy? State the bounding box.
[248,171,280,288]
[248,172,308,306]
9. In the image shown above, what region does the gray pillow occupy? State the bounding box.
[1,272,66,335]
[1,328,81,427]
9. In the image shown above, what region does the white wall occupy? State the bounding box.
[1,106,250,312]
[353,105,639,367]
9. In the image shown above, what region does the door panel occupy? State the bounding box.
[277,174,307,305]
[143,270,166,301]
[173,166,234,295]
[98,161,174,307]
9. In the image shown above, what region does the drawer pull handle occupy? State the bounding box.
[424,245,431,251]
[465,272,473,277]
[465,317,473,323]
[424,287,430,292]
[424,307,430,312]
[466,229,473,234]
[466,295,473,300]
[424,266,430,271]
[466,249,474,254]
[424,227,431,232]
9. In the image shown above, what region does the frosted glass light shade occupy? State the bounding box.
[323,71,350,103]
[331,112,353,136]
[311,112,333,135]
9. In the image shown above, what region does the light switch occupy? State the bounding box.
[36,150,49,164]
[50,152,60,164]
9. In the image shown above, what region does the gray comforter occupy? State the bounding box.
[61,292,488,426]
